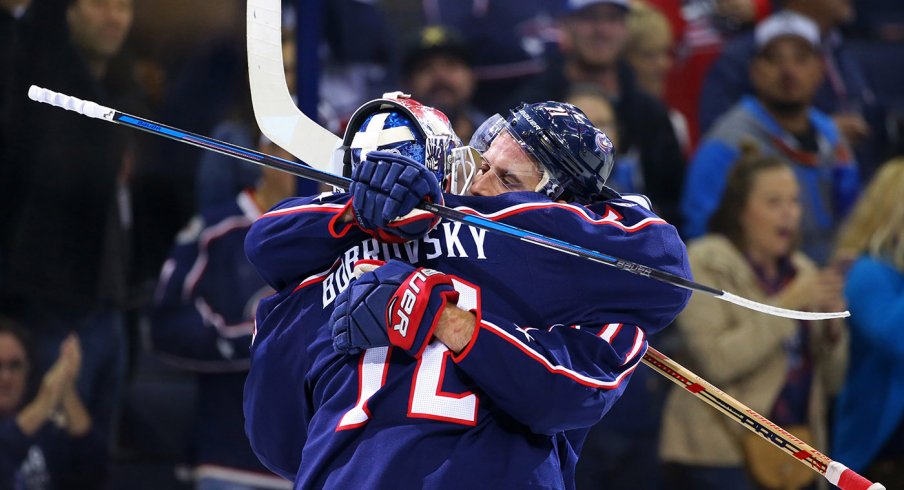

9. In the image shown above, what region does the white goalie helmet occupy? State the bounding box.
[341,92,475,195]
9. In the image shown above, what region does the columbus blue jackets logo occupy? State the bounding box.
[595,133,613,154]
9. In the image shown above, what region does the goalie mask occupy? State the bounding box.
[458,101,616,203]
[342,93,471,194]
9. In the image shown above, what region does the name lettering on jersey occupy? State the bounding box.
[322,224,487,307]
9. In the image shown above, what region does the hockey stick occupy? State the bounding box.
[246,0,341,172]
[242,0,848,321]
[26,85,848,322]
[643,347,884,490]
[30,87,879,489]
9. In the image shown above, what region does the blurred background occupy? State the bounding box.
[1,0,903,488]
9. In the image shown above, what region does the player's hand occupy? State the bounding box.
[330,259,459,358]
[350,151,442,243]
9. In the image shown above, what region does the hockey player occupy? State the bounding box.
[242,95,691,489]
[151,139,297,489]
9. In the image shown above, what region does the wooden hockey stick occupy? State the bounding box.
[26,85,849,326]
[643,347,884,490]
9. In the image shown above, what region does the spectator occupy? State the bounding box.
[194,29,297,211]
[402,25,486,143]
[699,0,886,179]
[0,319,106,488]
[564,83,619,146]
[319,0,398,127]
[662,143,848,490]
[423,0,567,115]
[681,11,860,264]
[149,138,296,490]
[625,1,690,153]
[511,0,685,224]
[564,83,645,196]
[659,0,771,148]
[1,0,138,453]
[831,158,904,490]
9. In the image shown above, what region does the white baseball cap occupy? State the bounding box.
[565,0,630,13]
[754,11,820,51]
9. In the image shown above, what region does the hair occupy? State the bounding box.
[708,141,794,249]
[835,158,904,270]
[0,316,32,365]
[626,1,672,51]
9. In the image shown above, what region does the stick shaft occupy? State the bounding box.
[642,347,884,490]
[29,84,882,488]
[25,85,849,321]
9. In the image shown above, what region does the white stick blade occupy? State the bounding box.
[718,291,850,320]
[246,0,342,172]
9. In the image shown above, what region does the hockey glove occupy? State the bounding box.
[330,259,459,358]
[350,151,442,242]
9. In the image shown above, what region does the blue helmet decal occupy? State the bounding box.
[342,94,462,192]
[506,101,616,203]
[350,111,427,166]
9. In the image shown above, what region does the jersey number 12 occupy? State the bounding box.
[337,278,480,429]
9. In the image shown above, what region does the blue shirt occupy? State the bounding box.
[833,256,904,471]
[682,96,860,264]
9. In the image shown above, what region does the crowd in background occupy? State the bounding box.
[1,0,903,488]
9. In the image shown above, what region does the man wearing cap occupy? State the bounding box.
[700,0,885,179]
[509,0,686,226]
[680,11,860,265]
[402,25,486,143]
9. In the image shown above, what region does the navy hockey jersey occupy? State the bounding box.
[243,191,691,489]
[151,190,290,487]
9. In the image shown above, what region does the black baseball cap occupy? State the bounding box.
[402,25,471,77]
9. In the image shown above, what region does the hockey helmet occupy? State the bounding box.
[463,101,615,203]
[342,92,470,194]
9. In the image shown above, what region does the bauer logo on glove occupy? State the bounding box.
[387,268,447,349]
[330,260,459,358]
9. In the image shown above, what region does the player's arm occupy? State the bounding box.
[150,218,255,370]
[329,260,645,435]
[246,150,441,293]
[245,192,371,290]
[512,199,692,334]
[243,313,307,482]
[447,308,646,436]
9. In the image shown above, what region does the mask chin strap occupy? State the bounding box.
[534,172,551,194]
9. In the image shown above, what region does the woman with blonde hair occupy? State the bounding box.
[831,158,904,489]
